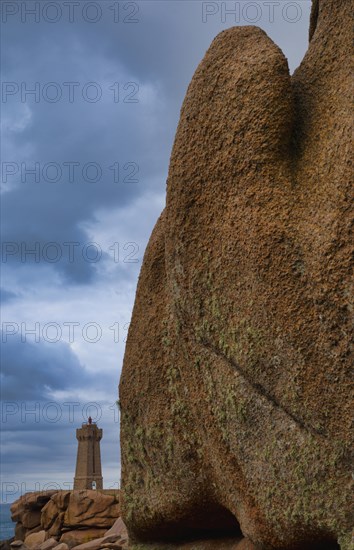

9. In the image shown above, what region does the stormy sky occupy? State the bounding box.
[0,0,311,502]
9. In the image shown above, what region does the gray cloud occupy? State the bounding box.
[1,331,98,400]
[0,288,19,305]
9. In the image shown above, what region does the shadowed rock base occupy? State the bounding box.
[128,537,252,550]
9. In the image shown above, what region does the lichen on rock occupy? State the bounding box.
[119,1,354,548]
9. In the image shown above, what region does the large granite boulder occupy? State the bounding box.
[119,1,353,548]
[41,492,71,537]
[104,518,127,540]
[59,530,107,549]
[63,491,120,530]
[24,530,46,549]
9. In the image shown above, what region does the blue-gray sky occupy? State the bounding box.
[0,0,311,503]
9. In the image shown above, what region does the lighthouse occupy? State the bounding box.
[73,418,103,490]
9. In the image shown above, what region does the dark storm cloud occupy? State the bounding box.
[0,331,92,400]
[1,3,171,286]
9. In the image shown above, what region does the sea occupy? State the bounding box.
[0,503,15,540]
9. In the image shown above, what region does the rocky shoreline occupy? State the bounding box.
[2,491,127,550]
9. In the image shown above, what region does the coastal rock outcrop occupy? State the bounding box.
[11,492,57,541]
[63,491,120,529]
[10,492,121,549]
[119,1,353,548]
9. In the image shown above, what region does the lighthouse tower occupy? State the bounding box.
[73,418,103,490]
